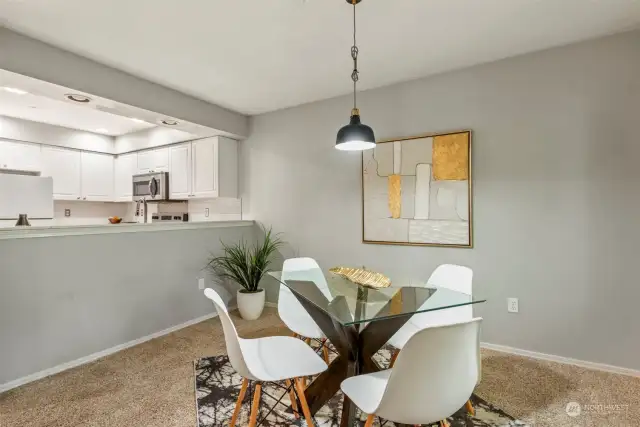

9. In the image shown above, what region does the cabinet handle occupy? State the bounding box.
[83,197,87,200]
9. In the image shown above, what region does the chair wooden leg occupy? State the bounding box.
[294,377,315,427]
[364,414,375,427]
[248,382,262,427]
[285,379,300,419]
[322,339,330,364]
[465,399,475,416]
[299,337,313,387]
[389,349,399,368]
[230,378,249,427]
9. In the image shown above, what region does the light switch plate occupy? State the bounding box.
[198,278,205,290]
[64,209,71,217]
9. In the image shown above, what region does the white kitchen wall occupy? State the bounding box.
[0,115,114,153]
[188,198,242,222]
[0,201,130,228]
[52,201,130,225]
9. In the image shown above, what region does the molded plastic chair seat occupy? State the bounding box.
[278,257,333,364]
[238,335,327,381]
[342,318,482,426]
[278,257,332,340]
[204,287,328,427]
[388,264,474,350]
[340,370,391,415]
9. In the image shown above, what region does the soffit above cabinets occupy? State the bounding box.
[0,90,155,136]
[0,69,220,138]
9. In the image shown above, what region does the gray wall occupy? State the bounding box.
[241,30,640,370]
[0,225,254,385]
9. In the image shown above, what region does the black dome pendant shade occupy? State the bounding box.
[335,0,376,151]
[336,108,376,151]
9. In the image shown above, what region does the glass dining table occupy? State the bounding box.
[267,268,486,427]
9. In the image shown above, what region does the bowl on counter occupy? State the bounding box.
[108,217,123,224]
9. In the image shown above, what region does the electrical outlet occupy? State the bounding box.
[64,209,71,217]
[198,278,205,290]
[507,298,519,313]
[205,208,210,218]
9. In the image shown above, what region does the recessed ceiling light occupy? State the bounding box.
[2,87,28,95]
[161,119,178,126]
[65,94,92,103]
[95,128,109,133]
[130,118,146,124]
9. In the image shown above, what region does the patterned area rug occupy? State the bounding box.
[195,347,527,427]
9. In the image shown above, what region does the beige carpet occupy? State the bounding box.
[1,308,638,427]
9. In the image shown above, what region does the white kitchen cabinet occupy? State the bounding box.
[41,146,82,200]
[81,152,114,201]
[114,153,136,201]
[191,138,218,198]
[0,139,42,172]
[137,147,169,173]
[168,137,237,200]
[169,143,192,199]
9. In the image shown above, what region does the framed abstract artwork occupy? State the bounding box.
[362,130,473,248]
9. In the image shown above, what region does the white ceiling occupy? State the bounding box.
[1,0,639,115]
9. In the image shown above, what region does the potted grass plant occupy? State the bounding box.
[206,225,283,320]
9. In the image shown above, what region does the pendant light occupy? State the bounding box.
[335,0,376,151]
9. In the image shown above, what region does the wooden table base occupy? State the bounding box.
[291,288,416,427]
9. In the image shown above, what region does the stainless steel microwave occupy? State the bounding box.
[132,172,169,201]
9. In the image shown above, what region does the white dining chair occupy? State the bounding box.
[204,288,328,427]
[342,318,482,427]
[278,257,333,363]
[386,264,477,416]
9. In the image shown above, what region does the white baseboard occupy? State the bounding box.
[481,342,640,378]
[5,313,637,394]
[0,312,219,394]
[265,302,277,308]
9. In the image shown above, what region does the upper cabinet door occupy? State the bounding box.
[0,139,42,172]
[169,143,192,199]
[114,153,136,201]
[191,138,218,198]
[152,148,170,171]
[137,147,169,173]
[81,152,114,201]
[41,146,82,200]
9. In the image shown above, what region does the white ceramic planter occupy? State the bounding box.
[236,289,265,320]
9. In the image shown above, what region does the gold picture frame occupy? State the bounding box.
[361,130,473,248]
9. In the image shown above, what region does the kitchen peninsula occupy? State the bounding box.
[0,218,256,389]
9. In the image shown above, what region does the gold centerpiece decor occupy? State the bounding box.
[329,266,391,289]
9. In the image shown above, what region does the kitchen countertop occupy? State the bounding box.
[0,220,254,240]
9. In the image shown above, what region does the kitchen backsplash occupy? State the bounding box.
[0,198,242,228]
[0,201,129,228]
[187,198,242,222]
